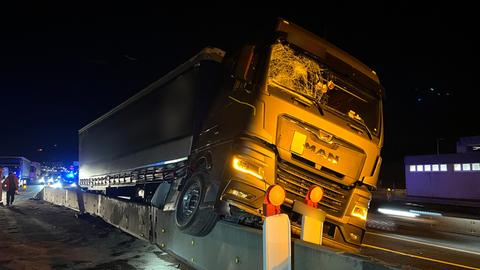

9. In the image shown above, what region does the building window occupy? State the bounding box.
[462,163,471,171]
[473,163,480,171]
[440,164,447,171]
[454,164,461,171]
[432,164,439,171]
[416,165,424,172]
[424,165,431,171]
[409,165,416,172]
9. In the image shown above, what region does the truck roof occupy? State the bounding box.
[79,47,225,133]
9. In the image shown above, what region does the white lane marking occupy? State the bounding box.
[366,231,480,256]
[362,244,480,270]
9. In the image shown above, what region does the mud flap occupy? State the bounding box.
[150,182,172,209]
[203,181,219,203]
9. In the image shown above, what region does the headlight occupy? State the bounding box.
[351,204,368,221]
[232,156,265,180]
[51,182,63,189]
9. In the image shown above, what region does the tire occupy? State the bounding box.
[175,171,218,236]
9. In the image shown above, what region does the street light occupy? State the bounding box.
[436,138,445,155]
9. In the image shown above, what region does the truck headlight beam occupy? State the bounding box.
[351,204,368,221]
[232,157,265,180]
[138,189,145,198]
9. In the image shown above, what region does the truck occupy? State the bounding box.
[0,156,32,184]
[79,19,384,252]
[29,161,42,184]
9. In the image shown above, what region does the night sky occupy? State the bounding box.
[0,3,477,186]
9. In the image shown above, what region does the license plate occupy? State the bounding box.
[290,131,307,155]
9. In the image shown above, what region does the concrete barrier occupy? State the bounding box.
[98,196,152,241]
[65,189,79,210]
[432,216,480,237]
[42,187,399,270]
[368,213,480,237]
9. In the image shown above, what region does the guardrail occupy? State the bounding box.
[368,213,480,237]
[370,189,480,237]
[431,215,480,236]
[39,187,399,270]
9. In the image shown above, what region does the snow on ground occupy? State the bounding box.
[0,186,191,270]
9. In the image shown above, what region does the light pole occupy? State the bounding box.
[436,138,445,155]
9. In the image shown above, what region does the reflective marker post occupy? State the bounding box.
[296,202,326,245]
[263,214,291,270]
[294,186,326,245]
[262,185,291,270]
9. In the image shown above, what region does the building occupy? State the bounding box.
[404,136,480,200]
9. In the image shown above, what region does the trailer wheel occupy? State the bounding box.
[175,171,218,236]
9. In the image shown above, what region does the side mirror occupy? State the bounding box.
[233,45,255,82]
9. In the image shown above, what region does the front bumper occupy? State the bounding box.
[219,138,370,250]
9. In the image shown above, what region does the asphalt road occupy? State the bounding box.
[0,185,191,270]
[362,226,480,270]
[0,184,43,205]
[364,197,480,269]
[12,184,43,202]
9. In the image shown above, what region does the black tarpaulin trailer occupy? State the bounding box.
[79,48,225,181]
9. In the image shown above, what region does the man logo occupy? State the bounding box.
[304,142,339,164]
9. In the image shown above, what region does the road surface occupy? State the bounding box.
[362,225,480,269]
[363,197,480,269]
[0,185,191,270]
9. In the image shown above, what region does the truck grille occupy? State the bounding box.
[276,161,350,217]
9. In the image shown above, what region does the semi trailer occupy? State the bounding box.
[0,156,32,184]
[79,19,384,252]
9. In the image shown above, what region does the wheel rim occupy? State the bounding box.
[179,181,201,224]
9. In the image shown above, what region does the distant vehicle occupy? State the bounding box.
[79,19,384,252]
[43,173,61,185]
[0,156,32,185]
[60,167,79,188]
[29,161,42,184]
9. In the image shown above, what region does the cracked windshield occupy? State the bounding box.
[268,42,381,137]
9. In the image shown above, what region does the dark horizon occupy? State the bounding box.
[1,4,477,185]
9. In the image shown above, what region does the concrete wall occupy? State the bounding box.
[42,187,399,270]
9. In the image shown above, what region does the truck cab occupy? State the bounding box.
[185,19,384,251]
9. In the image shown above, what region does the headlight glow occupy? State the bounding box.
[232,157,264,180]
[378,208,419,218]
[51,182,63,189]
[351,204,368,220]
[138,189,145,198]
[408,209,442,216]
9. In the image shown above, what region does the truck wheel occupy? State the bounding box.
[175,171,218,236]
